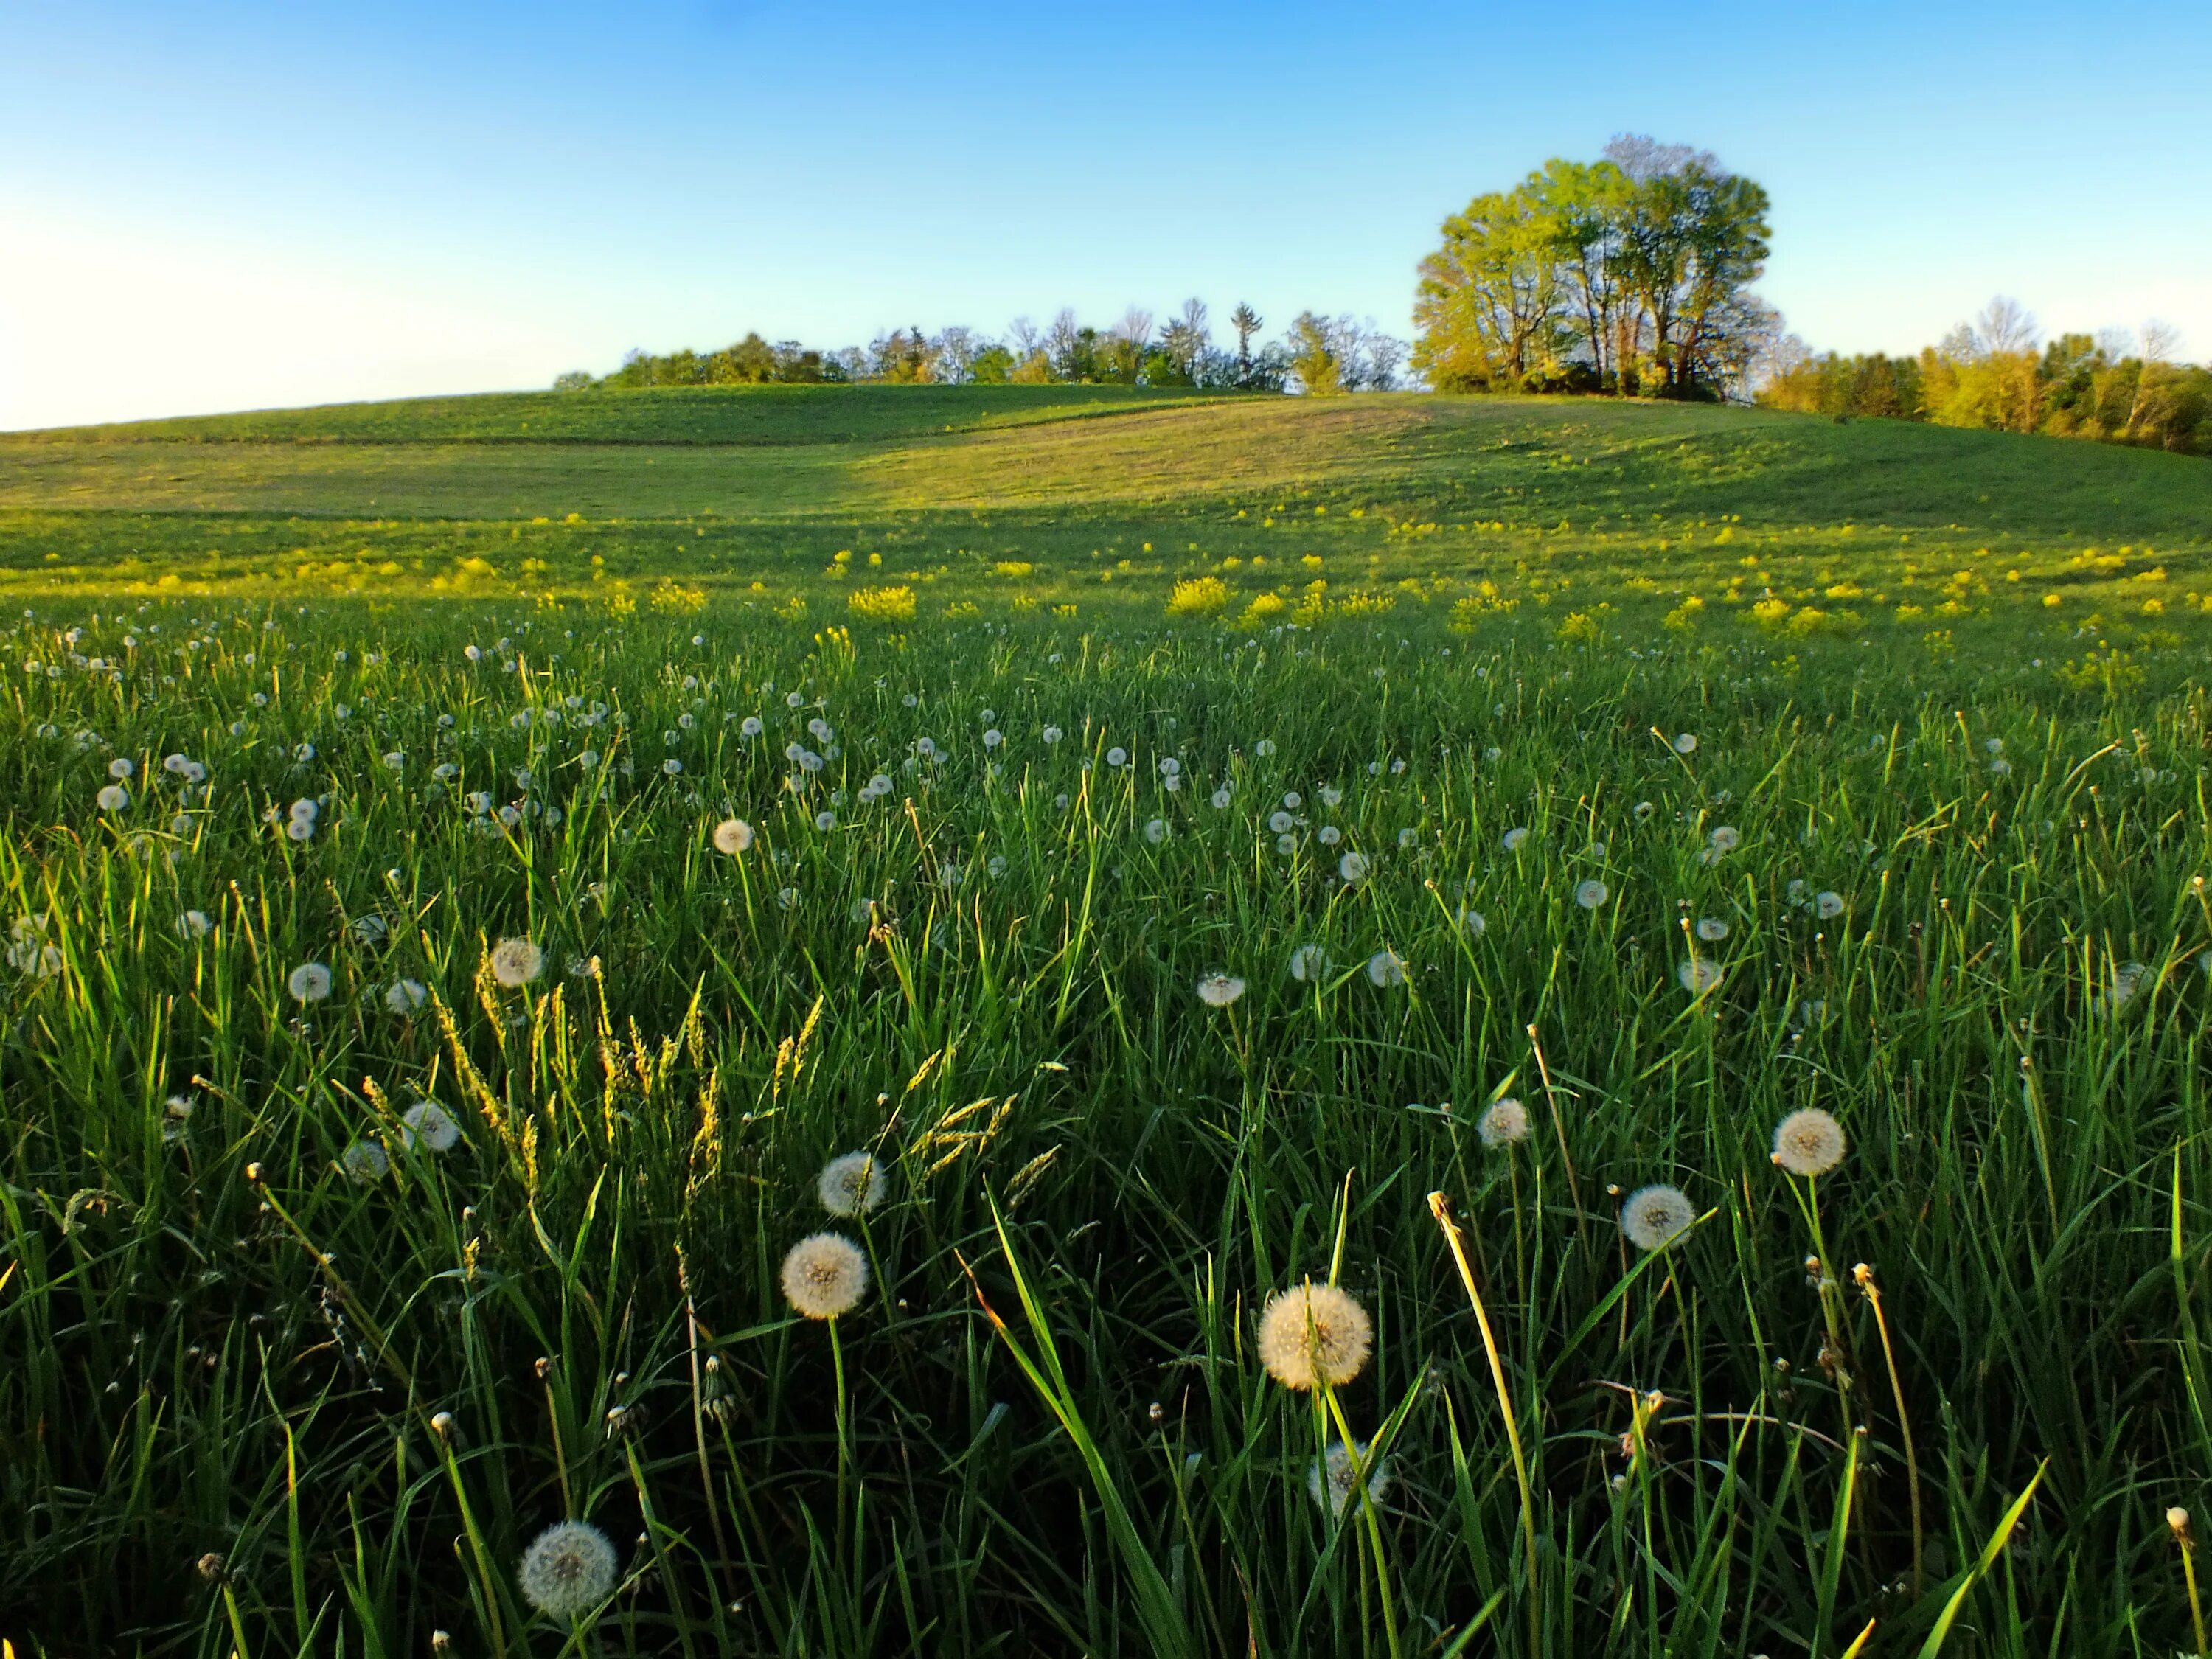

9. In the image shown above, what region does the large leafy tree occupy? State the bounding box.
[1413,137,1775,399]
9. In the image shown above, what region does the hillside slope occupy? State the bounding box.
[0,386,2205,625]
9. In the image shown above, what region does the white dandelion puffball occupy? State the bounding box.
[1366,949,1408,988]
[1815,891,1846,919]
[285,816,315,842]
[1144,818,1167,844]
[782,1232,869,1319]
[817,1152,888,1217]
[1338,852,1369,884]
[177,909,213,939]
[108,757,135,779]
[401,1101,461,1152]
[1256,1282,1373,1391]
[1478,1098,1532,1147]
[1309,1440,1391,1519]
[1456,905,1486,935]
[1574,878,1609,910]
[1210,787,1232,810]
[1502,827,1529,852]
[97,784,130,811]
[815,811,836,832]
[290,798,319,823]
[1320,786,1343,807]
[1673,732,1698,754]
[1772,1108,1847,1176]
[1269,810,1295,834]
[384,978,429,1015]
[1708,826,1740,853]
[1196,973,1246,1008]
[341,1138,390,1182]
[713,818,754,855]
[1288,945,1329,983]
[662,758,684,776]
[1318,824,1342,846]
[1621,1184,1697,1251]
[288,961,333,1003]
[1106,746,1128,768]
[1042,725,1063,744]
[490,937,544,987]
[1696,918,1729,942]
[1678,959,1724,995]
[518,1519,618,1622]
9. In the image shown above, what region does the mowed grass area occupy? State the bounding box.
[7,386,2212,1658]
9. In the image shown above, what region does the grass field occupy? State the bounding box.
[5,386,2212,1659]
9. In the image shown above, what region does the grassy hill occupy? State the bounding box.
[2,384,2208,635]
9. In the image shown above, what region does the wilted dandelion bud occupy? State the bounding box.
[1147,1401,1164,1426]
[431,1632,453,1655]
[534,1356,552,1381]
[429,1411,456,1440]
[518,1519,618,1622]
[781,1232,869,1319]
[244,1161,264,1185]
[196,1551,228,1584]
[1851,1263,1873,1286]
[1256,1282,1373,1391]
[2169,1506,2194,1543]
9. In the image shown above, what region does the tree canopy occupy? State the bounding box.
[1412,136,1775,400]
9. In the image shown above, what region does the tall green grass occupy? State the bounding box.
[4,594,2211,1655]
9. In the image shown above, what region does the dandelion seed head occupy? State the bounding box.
[1307,1440,1391,1518]
[816,1152,888,1217]
[1772,1109,1847,1176]
[518,1520,618,1622]
[341,1138,389,1182]
[1196,973,1246,1008]
[1338,851,1369,883]
[1478,1098,1531,1147]
[1574,878,1609,910]
[401,1101,461,1152]
[1678,959,1724,995]
[1366,949,1407,988]
[781,1232,869,1319]
[1288,944,1329,982]
[490,937,544,987]
[1256,1282,1373,1391]
[713,818,754,855]
[1621,1184,1696,1251]
[288,961,333,1003]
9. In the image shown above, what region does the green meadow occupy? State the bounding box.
[6,386,2212,1658]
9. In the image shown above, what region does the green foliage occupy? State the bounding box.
[1761,308,2211,458]
[1413,137,1773,400]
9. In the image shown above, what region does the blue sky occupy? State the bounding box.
[3,0,2208,428]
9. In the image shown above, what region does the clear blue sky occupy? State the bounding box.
[4,0,2208,428]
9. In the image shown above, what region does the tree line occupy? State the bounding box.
[1409,134,1777,401]
[562,303,1408,396]
[1758,298,2209,455]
